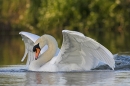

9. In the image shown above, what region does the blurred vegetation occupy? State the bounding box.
[0,0,130,65]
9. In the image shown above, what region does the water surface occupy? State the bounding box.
[0,65,130,86]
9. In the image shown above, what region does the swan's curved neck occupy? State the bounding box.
[37,35,58,66]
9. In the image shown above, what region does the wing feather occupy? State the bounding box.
[21,45,28,62]
[19,32,39,66]
[56,30,115,70]
[20,31,49,66]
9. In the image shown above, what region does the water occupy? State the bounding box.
[0,65,130,86]
[1,54,130,86]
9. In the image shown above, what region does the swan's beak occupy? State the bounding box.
[35,48,41,60]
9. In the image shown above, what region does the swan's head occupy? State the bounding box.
[33,35,47,60]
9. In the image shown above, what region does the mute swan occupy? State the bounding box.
[19,30,115,72]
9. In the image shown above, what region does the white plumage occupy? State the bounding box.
[19,30,115,72]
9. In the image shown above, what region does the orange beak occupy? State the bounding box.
[35,48,41,60]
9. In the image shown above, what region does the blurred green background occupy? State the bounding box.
[0,0,130,65]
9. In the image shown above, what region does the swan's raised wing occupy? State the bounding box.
[55,30,115,70]
[19,32,48,66]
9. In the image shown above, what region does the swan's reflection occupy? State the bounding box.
[25,71,114,85]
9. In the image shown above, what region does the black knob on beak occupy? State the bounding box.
[33,43,41,52]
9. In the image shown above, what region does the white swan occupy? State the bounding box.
[19,30,115,72]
